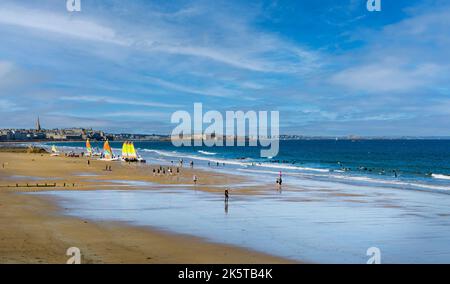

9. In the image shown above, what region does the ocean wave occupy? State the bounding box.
[432,174,450,180]
[328,174,450,192]
[256,162,330,173]
[141,148,253,166]
[198,150,217,155]
[140,148,344,173]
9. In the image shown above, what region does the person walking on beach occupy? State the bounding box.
[190,161,194,168]
[87,160,90,166]
[276,171,283,189]
[193,175,198,185]
[225,189,229,203]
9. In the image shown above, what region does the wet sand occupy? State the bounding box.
[0,152,292,264]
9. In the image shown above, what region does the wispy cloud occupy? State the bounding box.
[146,77,240,98]
[0,5,124,45]
[0,61,13,78]
[60,95,181,108]
[0,99,23,111]
[329,5,450,94]
[330,61,443,92]
[0,2,320,74]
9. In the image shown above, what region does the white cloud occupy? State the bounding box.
[0,99,23,111]
[0,61,13,78]
[146,77,240,98]
[60,95,181,108]
[0,5,125,45]
[328,6,450,93]
[0,3,320,74]
[330,62,443,92]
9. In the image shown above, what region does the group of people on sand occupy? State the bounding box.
[65,151,81,158]
[153,165,180,176]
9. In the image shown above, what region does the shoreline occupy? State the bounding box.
[0,151,294,264]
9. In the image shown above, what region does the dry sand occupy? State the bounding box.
[0,152,292,264]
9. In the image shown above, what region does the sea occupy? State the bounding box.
[47,139,450,194]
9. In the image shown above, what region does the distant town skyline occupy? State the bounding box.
[1,0,449,136]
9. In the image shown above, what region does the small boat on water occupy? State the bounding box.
[50,145,60,156]
[121,141,146,163]
[99,140,119,161]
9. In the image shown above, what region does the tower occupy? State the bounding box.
[36,116,41,131]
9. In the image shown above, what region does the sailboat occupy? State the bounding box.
[99,140,118,161]
[121,141,146,163]
[50,145,60,156]
[86,139,93,156]
[86,139,101,156]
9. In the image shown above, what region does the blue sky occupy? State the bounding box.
[0,0,449,136]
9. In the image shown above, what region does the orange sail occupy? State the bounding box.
[103,140,113,159]
[86,139,92,154]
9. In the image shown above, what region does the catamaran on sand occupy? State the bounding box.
[121,141,146,163]
[50,145,60,156]
[99,140,119,161]
[85,139,101,157]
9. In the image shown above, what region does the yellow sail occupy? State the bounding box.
[126,141,132,158]
[129,142,137,159]
[121,141,128,159]
[103,140,112,159]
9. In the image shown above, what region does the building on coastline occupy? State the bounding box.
[0,117,168,142]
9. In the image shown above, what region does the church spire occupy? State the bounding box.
[36,116,41,131]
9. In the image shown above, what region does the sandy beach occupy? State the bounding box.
[0,151,291,264]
